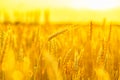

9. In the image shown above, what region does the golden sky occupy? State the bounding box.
[0,0,120,23]
[0,0,119,10]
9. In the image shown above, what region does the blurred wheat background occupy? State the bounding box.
[0,0,120,80]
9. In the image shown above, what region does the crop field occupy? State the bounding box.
[0,20,120,80]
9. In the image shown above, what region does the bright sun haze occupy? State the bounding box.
[69,0,119,10]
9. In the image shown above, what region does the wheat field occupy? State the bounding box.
[0,10,120,80]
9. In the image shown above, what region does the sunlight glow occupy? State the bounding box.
[70,0,119,10]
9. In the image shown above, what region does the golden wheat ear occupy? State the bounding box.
[48,28,68,41]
